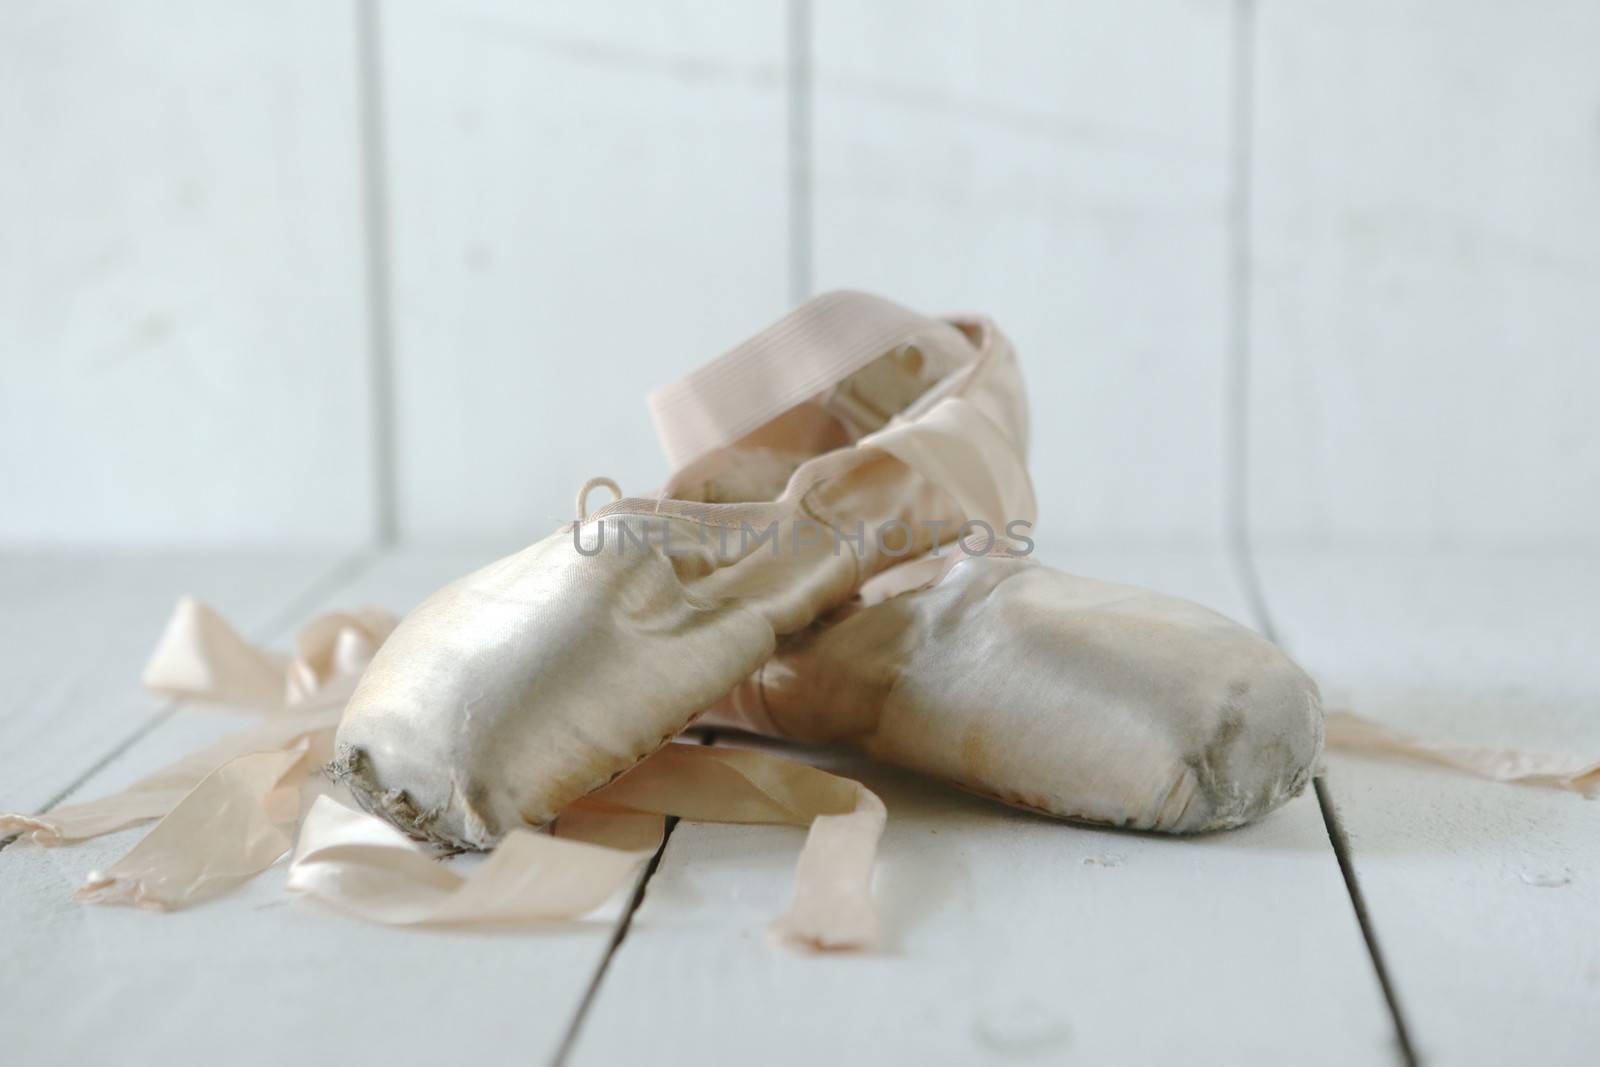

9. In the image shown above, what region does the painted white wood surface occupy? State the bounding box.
[379,0,792,543]
[811,1,1235,552]
[0,546,639,1067]
[1249,1,1600,551]
[7,2,1595,556]
[11,549,1600,1063]
[0,1,376,548]
[1259,550,1600,1064]
[0,552,350,815]
[568,551,1396,1066]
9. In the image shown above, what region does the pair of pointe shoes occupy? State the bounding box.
[333,292,1323,850]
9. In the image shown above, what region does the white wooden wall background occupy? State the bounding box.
[6,0,1594,552]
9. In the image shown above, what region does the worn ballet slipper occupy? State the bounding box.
[333,291,1036,849]
[702,554,1324,833]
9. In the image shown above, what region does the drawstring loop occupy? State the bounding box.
[575,477,623,522]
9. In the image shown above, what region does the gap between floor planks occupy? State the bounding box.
[1229,545,1417,1066]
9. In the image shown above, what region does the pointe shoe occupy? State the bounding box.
[333,292,1036,848]
[700,553,1324,832]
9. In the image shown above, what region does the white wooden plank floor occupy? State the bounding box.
[568,550,1391,1065]
[4,547,1595,1065]
[0,553,358,815]
[1256,550,1600,1066]
[1,548,632,1067]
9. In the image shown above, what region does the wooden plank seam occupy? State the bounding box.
[1225,3,1416,1061]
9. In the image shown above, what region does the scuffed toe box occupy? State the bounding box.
[1158,655,1325,833]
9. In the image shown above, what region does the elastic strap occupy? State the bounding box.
[648,290,977,471]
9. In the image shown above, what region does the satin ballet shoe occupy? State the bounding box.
[700,553,1323,832]
[332,291,1037,849]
